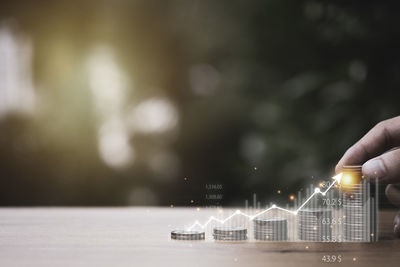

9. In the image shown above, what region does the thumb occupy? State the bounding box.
[362,148,400,184]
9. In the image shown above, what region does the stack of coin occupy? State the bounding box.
[213,227,247,241]
[253,217,288,241]
[171,230,205,240]
[298,208,332,241]
[342,165,370,242]
[341,166,367,241]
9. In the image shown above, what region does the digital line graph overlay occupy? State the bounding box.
[187,173,343,231]
[172,165,378,242]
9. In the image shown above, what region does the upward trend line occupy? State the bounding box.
[187,173,342,231]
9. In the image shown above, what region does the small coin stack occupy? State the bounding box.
[213,227,247,241]
[171,230,205,240]
[253,217,288,241]
[342,165,369,242]
[298,208,332,241]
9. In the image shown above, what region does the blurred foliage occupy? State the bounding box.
[0,0,399,206]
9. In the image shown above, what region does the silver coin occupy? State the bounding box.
[171,230,205,240]
[342,180,373,242]
[298,208,332,241]
[253,217,287,224]
[253,217,288,241]
[212,227,247,241]
[213,227,247,234]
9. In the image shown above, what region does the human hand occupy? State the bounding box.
[335,116,400,236]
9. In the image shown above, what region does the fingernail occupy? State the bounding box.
[363,158,387,181]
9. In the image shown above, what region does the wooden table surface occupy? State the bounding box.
[0,208,399,267]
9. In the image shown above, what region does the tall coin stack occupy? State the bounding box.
[342,165,372,242]
[253,217,288,241]
[298,208,332,241]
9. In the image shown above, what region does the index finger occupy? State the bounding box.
[336,116,400,173]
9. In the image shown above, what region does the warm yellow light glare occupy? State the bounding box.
[339,171,363,192]
[341,174,354,186]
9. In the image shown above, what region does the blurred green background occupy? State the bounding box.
[0,0,399,207]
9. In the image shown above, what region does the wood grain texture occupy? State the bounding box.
[0,208,399,267]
